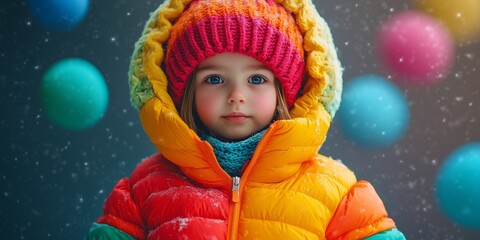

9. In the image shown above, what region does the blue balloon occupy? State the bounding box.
[27,0,89,31]
[41,58,108,130]
[338,74,409,148]
[435,142,480,229]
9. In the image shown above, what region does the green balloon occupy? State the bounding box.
[41,58,108,130]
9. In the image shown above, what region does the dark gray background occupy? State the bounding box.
[1,0,479,239]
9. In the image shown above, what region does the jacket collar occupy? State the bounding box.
[139,97,331,189]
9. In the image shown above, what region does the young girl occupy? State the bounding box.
[86,0,406,239]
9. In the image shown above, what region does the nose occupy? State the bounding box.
[227,84,246,104]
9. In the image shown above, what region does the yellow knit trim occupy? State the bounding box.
[278,0,343,119]
[129,0,343,119]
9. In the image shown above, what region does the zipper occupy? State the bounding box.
[232,176,240,202]
[228,176,241,240]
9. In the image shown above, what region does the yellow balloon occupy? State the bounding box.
[413,0,480,44]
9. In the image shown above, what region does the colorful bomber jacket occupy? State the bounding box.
[86,0,406,239]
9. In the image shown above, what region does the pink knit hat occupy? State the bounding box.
[165,0,305,108]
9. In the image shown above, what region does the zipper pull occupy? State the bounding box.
[232,176,240,203]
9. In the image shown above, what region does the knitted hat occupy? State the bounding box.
[165,0,305,108]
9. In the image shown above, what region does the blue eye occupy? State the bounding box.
[205,75,224,84]
[249,75,265,84]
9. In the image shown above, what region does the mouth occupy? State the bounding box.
[222,112,249,122]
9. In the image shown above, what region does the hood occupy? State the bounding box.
[128,0,343,188]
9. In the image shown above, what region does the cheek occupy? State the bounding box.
[252,90,277,118]
[195,90,220,124]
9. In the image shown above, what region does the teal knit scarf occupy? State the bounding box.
[203,130,267,177]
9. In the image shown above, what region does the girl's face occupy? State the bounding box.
[194,53,277,141]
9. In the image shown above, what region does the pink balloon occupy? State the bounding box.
[376,11,454,86]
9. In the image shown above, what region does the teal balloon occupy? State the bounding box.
[27,0,89,31]
[338,74,409,148]
[41,58,108,130]
[435,142,480,229]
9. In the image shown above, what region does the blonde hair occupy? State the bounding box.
[180,75,291,135]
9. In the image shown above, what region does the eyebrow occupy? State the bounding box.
[196,65,222,72]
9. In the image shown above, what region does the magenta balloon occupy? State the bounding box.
[377,11,454,86]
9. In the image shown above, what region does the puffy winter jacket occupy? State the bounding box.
[87,141,397,239]
[86,0,405,239]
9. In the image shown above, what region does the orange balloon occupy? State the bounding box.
[413,0,480,44]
